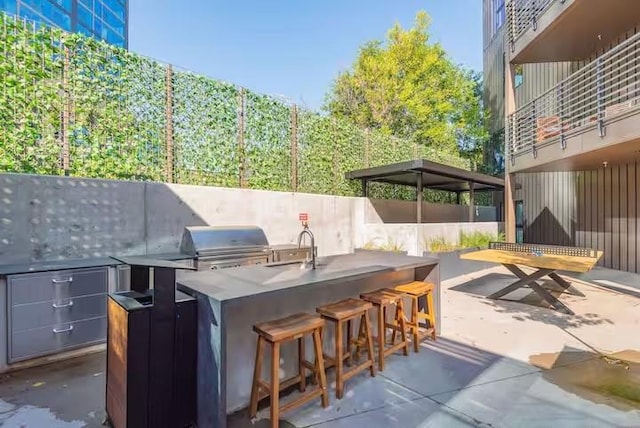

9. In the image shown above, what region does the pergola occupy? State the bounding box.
[345,159,505,223]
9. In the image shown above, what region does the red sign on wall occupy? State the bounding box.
[299,213,309,221]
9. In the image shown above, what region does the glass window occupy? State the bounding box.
[17,4,46,25]
[514,65,524,88]
[77,4,92,27]
[105,26,124,46]
[94,17,107,39]
[51,0,72,12]
[102,0,124,20]
[103,7,123,36]
[1,0,18,15]
[78,0,92,8]
[20,0,71,30]
[494,0,505,33]
[77,23,92,38]
[94,0,103,19]
[515,201,524,243]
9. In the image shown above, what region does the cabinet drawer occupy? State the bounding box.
[11,294,107,333]
[9,267,108,305]
[9,316,107,363]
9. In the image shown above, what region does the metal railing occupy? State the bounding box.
[507,30,640,160]
[506,0,555,49]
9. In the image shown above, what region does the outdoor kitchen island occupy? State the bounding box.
[176,250,440,428]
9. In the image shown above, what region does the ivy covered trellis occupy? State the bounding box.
[0,13,471,200]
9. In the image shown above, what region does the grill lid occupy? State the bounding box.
[180,226,270,257]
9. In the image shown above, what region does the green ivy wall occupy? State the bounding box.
[0,14,471,199]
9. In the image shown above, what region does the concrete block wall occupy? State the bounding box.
[0,173,502,263]
[0,174,358,262]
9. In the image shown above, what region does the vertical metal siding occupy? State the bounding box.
[517,162,640,273]
[483,0,507,134]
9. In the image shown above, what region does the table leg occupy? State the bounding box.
[488,267,553,299]
[493,265,575,315]
[503,264,545,290]
[549,272,586,297]
[527,282,575,315]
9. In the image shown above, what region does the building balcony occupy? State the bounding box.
[507,0,640,63]
[506,32,640,172]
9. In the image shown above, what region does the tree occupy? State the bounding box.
[325,11,488,159]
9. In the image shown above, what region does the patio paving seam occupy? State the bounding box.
[374,372,494,428]
[300,395,426,428]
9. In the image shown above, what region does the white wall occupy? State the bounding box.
[357,222,504,256]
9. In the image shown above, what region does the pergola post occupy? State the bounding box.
[468,181,475,222]
[361,179,368,197]
[416,172,423,223]
[456,192,461,205]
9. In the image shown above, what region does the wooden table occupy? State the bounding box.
[460,243,603,315]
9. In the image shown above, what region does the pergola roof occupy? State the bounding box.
[345,159,504,193]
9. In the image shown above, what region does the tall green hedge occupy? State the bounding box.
[0,13,472,201]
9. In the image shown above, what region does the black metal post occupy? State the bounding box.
[416,172,423,223]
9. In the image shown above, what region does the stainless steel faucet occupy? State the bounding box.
[297,224,316,269]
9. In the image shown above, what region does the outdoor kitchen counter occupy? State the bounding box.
[176,251,440,428]
[0,252,192,275]
[176,251,437,301]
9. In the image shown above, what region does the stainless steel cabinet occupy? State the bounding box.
[7,267,108,363]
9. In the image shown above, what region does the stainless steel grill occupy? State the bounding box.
[180,226,272,270]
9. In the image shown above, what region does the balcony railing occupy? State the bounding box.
[506,0,555,48]
[507,30,640,161]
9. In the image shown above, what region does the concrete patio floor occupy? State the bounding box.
[1,266,639,427]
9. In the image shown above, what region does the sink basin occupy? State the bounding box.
[265,261,328,269]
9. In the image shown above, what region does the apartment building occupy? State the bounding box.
[483,0,640,273]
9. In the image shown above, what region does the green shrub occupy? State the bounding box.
[426,230,504,253]
[459,230,505,249]
[362,238,405,252]
[426,236,457,253]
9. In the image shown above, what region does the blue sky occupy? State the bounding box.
[129,1,481,111]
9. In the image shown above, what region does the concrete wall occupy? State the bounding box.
[364,198,498,224]
[0,173,502,263]
[0,174,358,262]
[357,222,504,256]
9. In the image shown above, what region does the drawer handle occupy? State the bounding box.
[52,277,73,284]
[52,300,74,309]
[53,325,74,334]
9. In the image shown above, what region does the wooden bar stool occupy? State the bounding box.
[316,298,376,399]
[250,313,329,428]
[394,281,437,353]
[359,289,409,371]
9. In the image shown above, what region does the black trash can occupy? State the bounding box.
[105,257,197,428]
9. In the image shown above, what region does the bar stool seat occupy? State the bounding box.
[250,313,329,428]
[394,281,437,352]
[360,289,409,371]
[316,298,376,399]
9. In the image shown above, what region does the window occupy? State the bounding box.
[494,0,505,32]
[102,0,125,20]
[103,6,123,36]
[77,23,92,38]
[20,0,72,30]
[77,3,93,28]
[1,0,18,15]
[514,64,524,88]
[515,200,524,243]
[51,0,72,12]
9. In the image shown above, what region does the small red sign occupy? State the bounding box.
[299,213,308,221]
